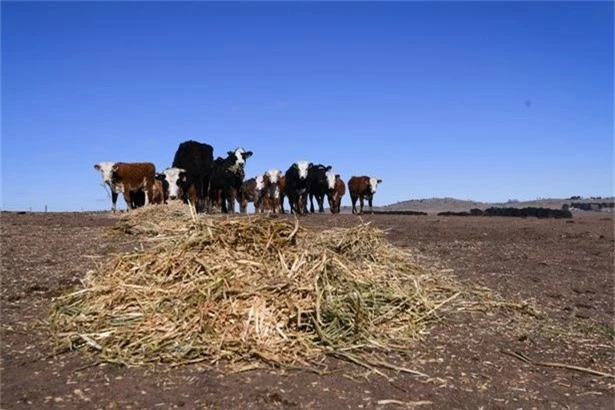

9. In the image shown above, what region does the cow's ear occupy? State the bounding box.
[326,166,332,172]
[228,151,234,156]
[293,163,298,169]
[94,164,100,171]
[377,179,382,184]
[308,163,313,168]
[156,173,166,181]
[243,151,253,159]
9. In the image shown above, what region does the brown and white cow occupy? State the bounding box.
[326,170,346,214]
[110,162,157,210]
[348,176,382,215]
[94,161,121,211]
[277,175,287,214]
[259,169,282,214]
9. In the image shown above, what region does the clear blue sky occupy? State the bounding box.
[2,1,613,212]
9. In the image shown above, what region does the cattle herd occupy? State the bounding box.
[94,140,383,215]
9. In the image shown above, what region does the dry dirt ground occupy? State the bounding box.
[1,211,613,409]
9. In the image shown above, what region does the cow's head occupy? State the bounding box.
[228,147,254,167]
[161,167,185,199]
[295,161,312,179]
[265,168,281,184]
[94,162,116,183]
[325,169,336,190]
[369,177,383,193]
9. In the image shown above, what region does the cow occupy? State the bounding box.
[151,176,168,205]
[284,161,312,215]
[238,176,265,213]
[94,162,157,211]
[326,171,346,214]
[171,140,214,213]
[348,176,382,215]
[159,167,186,200]
[260,169,282,214]
[277,175,287,214]
[308,164,333,213]
[109,162,157,210]
[177,171,197,206]
[94,161,121,211]
[209,147,253,213]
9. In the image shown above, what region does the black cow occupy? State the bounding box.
[284,161,313,215]
[308,164,332,213]
[171,140,214,213]
[209,147,253,213]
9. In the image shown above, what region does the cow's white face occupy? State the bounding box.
[94,161,116,183]
[369,177,382,193]
[162,167,185,199]
[296,161,310,179]
[266,169,281,184]
[233,147,246,166]
[255,175,265,191]
[326,170,336,189]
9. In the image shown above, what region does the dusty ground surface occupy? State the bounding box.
[1,210,613,409]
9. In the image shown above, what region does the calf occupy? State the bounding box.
[177,171,197,206]
[151,177,167,205]
[109,162,157,210]
[348,176,382,215]
[277,175,287,214]
[308,164,333,213]
[326,172,346,214]
[209,147,253,213]
[159,167,185,200]
[260,169,282,214]
[284,161,312,215]
[238,176,265,213]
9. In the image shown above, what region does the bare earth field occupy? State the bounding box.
[1,210,614,409]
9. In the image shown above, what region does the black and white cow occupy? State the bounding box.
[171,140,214,213]
[308,164,332,213]
[284,161,312,215]
[209,147,253,213]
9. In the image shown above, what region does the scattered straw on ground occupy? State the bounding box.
[48,205,507,372]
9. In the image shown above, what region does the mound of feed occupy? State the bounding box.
[50,210,461,370]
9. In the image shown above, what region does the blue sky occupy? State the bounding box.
[2,1,613,212]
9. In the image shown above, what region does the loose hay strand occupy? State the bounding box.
[49,206,464,371]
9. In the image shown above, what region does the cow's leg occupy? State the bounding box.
[122,191,133,210]
[368,196,374,214]
[359,196,364,215]
[280,194,286,214]
[351,195,358,214]
[111,191,118,212]
[228,188,237,213]
[318,194,325,213]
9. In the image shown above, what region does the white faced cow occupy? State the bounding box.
[348,176,382,215]
[159,167,186,200]
[94,162,156,211]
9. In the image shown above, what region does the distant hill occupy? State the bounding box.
[369,197,615,215]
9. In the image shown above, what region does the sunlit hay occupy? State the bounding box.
[49,214,466,370]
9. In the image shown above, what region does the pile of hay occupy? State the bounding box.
[50,207,462,370]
